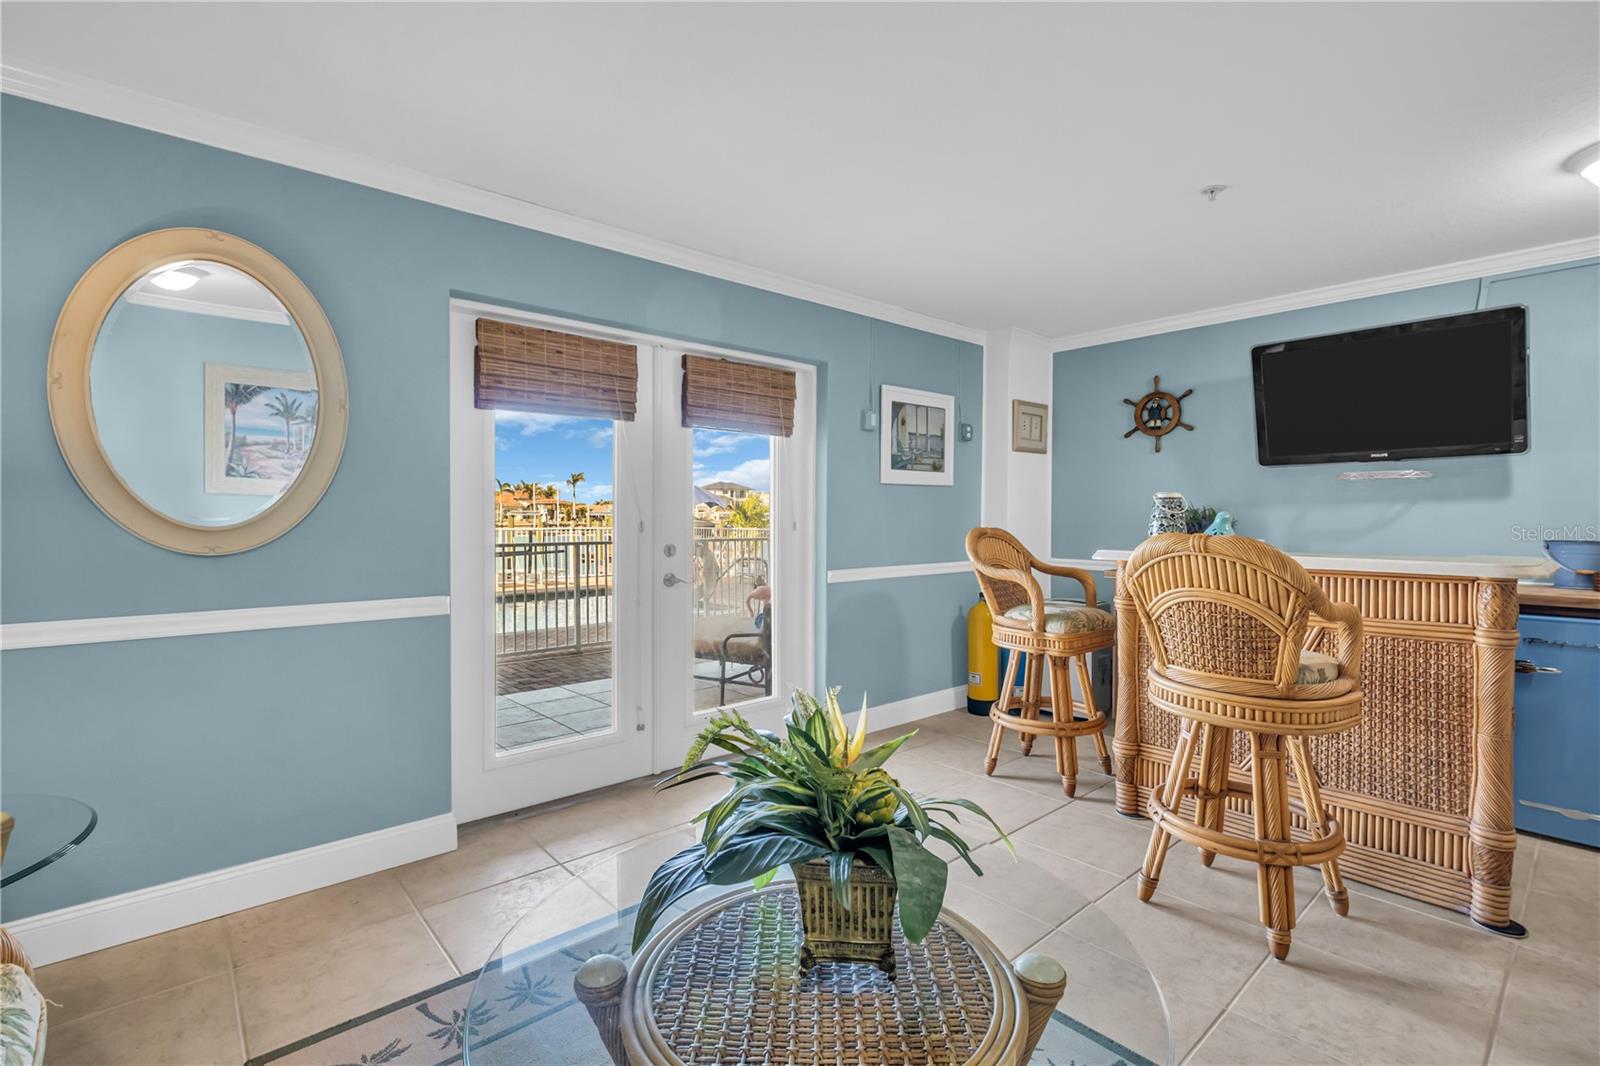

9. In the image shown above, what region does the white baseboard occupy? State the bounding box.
[847,685,967,734]
[6,814,456,967]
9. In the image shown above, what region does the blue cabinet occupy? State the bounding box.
[1513,613,1600,847]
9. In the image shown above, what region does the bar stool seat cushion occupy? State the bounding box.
[1000,600,1116,634]
[1295,650,1341,685]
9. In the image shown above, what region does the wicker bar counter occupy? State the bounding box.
[1095,548,1555,932]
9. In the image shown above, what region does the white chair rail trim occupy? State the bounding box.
[0,596,450,650]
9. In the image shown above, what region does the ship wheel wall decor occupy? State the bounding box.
[1122,375,1194,453]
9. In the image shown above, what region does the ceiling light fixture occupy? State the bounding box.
[1200,184,1227,201]
[150,265,207,292]
[1565,143,1600,187]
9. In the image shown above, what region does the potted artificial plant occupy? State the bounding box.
[632,689,1007,975]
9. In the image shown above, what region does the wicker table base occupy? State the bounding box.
[577,885,1066,1065]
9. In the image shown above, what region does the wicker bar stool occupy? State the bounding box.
[1123,533,1364,961]
[965,527,1115,797]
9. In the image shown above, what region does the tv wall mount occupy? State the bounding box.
[1123,375,1194,453]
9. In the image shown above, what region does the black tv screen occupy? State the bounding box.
[1252,306,1528,466]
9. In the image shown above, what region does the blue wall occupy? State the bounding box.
[0,96,981,920]
[91,303,313,525]
[1053,262,1600,575]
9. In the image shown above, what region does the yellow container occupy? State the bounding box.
[966,596,999,714]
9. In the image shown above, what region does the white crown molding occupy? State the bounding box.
[7,814,456,966]
[124,287,293,325]
[826,560,972,584]
[1051,236,1600,352]
[0,595,449,651]
[1,63,987,347]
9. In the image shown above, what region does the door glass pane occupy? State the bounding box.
[492,412,616,752]
[690,429,774,711]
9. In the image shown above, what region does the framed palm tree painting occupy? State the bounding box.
[203,363,318,496]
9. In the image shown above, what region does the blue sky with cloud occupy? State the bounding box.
[494,413,769,501]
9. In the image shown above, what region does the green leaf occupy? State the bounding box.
[704,830,827,884]
[859,843,894,879]
[752,867,779,890]
[887,826,948,944]
[927,822,984,877]
[631,844,712,951]
[827,850,854,910]
[925,796,1014,854]
[891,787,931,839]
[853,731,916,771]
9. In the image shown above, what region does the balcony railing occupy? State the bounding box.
[495,526,769,656]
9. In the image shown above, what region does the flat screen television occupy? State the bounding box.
[1252,306,1528,466]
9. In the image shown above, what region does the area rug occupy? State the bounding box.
[247,904,1155,1066]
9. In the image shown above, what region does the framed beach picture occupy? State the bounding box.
[880,384,955,486]
[203,363,319,496]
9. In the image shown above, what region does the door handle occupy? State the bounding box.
[662,573,687,588]
[1515,659,1562,675]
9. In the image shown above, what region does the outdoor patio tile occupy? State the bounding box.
[566,678,614,696]
[526,693,606,717]
[496,715,579,748]
[506,687,580,707]
[545,702,615,735]
[495,701,540,727]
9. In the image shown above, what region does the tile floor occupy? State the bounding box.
[33,709,1600,1065]
[496,673,765,750]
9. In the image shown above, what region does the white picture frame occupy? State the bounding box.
[204,362,319,496]
[880,384,955,486]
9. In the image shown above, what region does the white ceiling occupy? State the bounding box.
[4,2,1597,339]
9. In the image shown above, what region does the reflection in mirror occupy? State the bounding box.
[88,261,316,528]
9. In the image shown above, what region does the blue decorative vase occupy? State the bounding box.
[1148,492,1187,536]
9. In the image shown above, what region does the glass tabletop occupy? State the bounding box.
[462,831,1173,1066]
[1,793,98,887]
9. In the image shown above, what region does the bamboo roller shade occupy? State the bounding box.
[681,354,796,437]
[474,319,638,420]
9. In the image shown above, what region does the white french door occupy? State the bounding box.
[451,303,814,822]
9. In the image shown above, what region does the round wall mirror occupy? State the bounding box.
[48,229,348,555]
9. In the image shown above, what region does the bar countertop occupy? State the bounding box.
[1091,547,1556,580]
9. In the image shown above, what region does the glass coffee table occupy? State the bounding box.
[1,793,98,887]
[463,833,1172,1065]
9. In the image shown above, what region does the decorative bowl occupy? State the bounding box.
[1545,539,1600,590]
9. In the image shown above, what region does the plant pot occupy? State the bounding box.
[790,856,898,976]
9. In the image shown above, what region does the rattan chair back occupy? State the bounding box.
[1124,533,1359,698]
[964,527,1037,617]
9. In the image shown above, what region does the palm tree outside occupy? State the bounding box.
[565,472,586,523]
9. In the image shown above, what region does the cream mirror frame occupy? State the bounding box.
[47,228,349,555]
